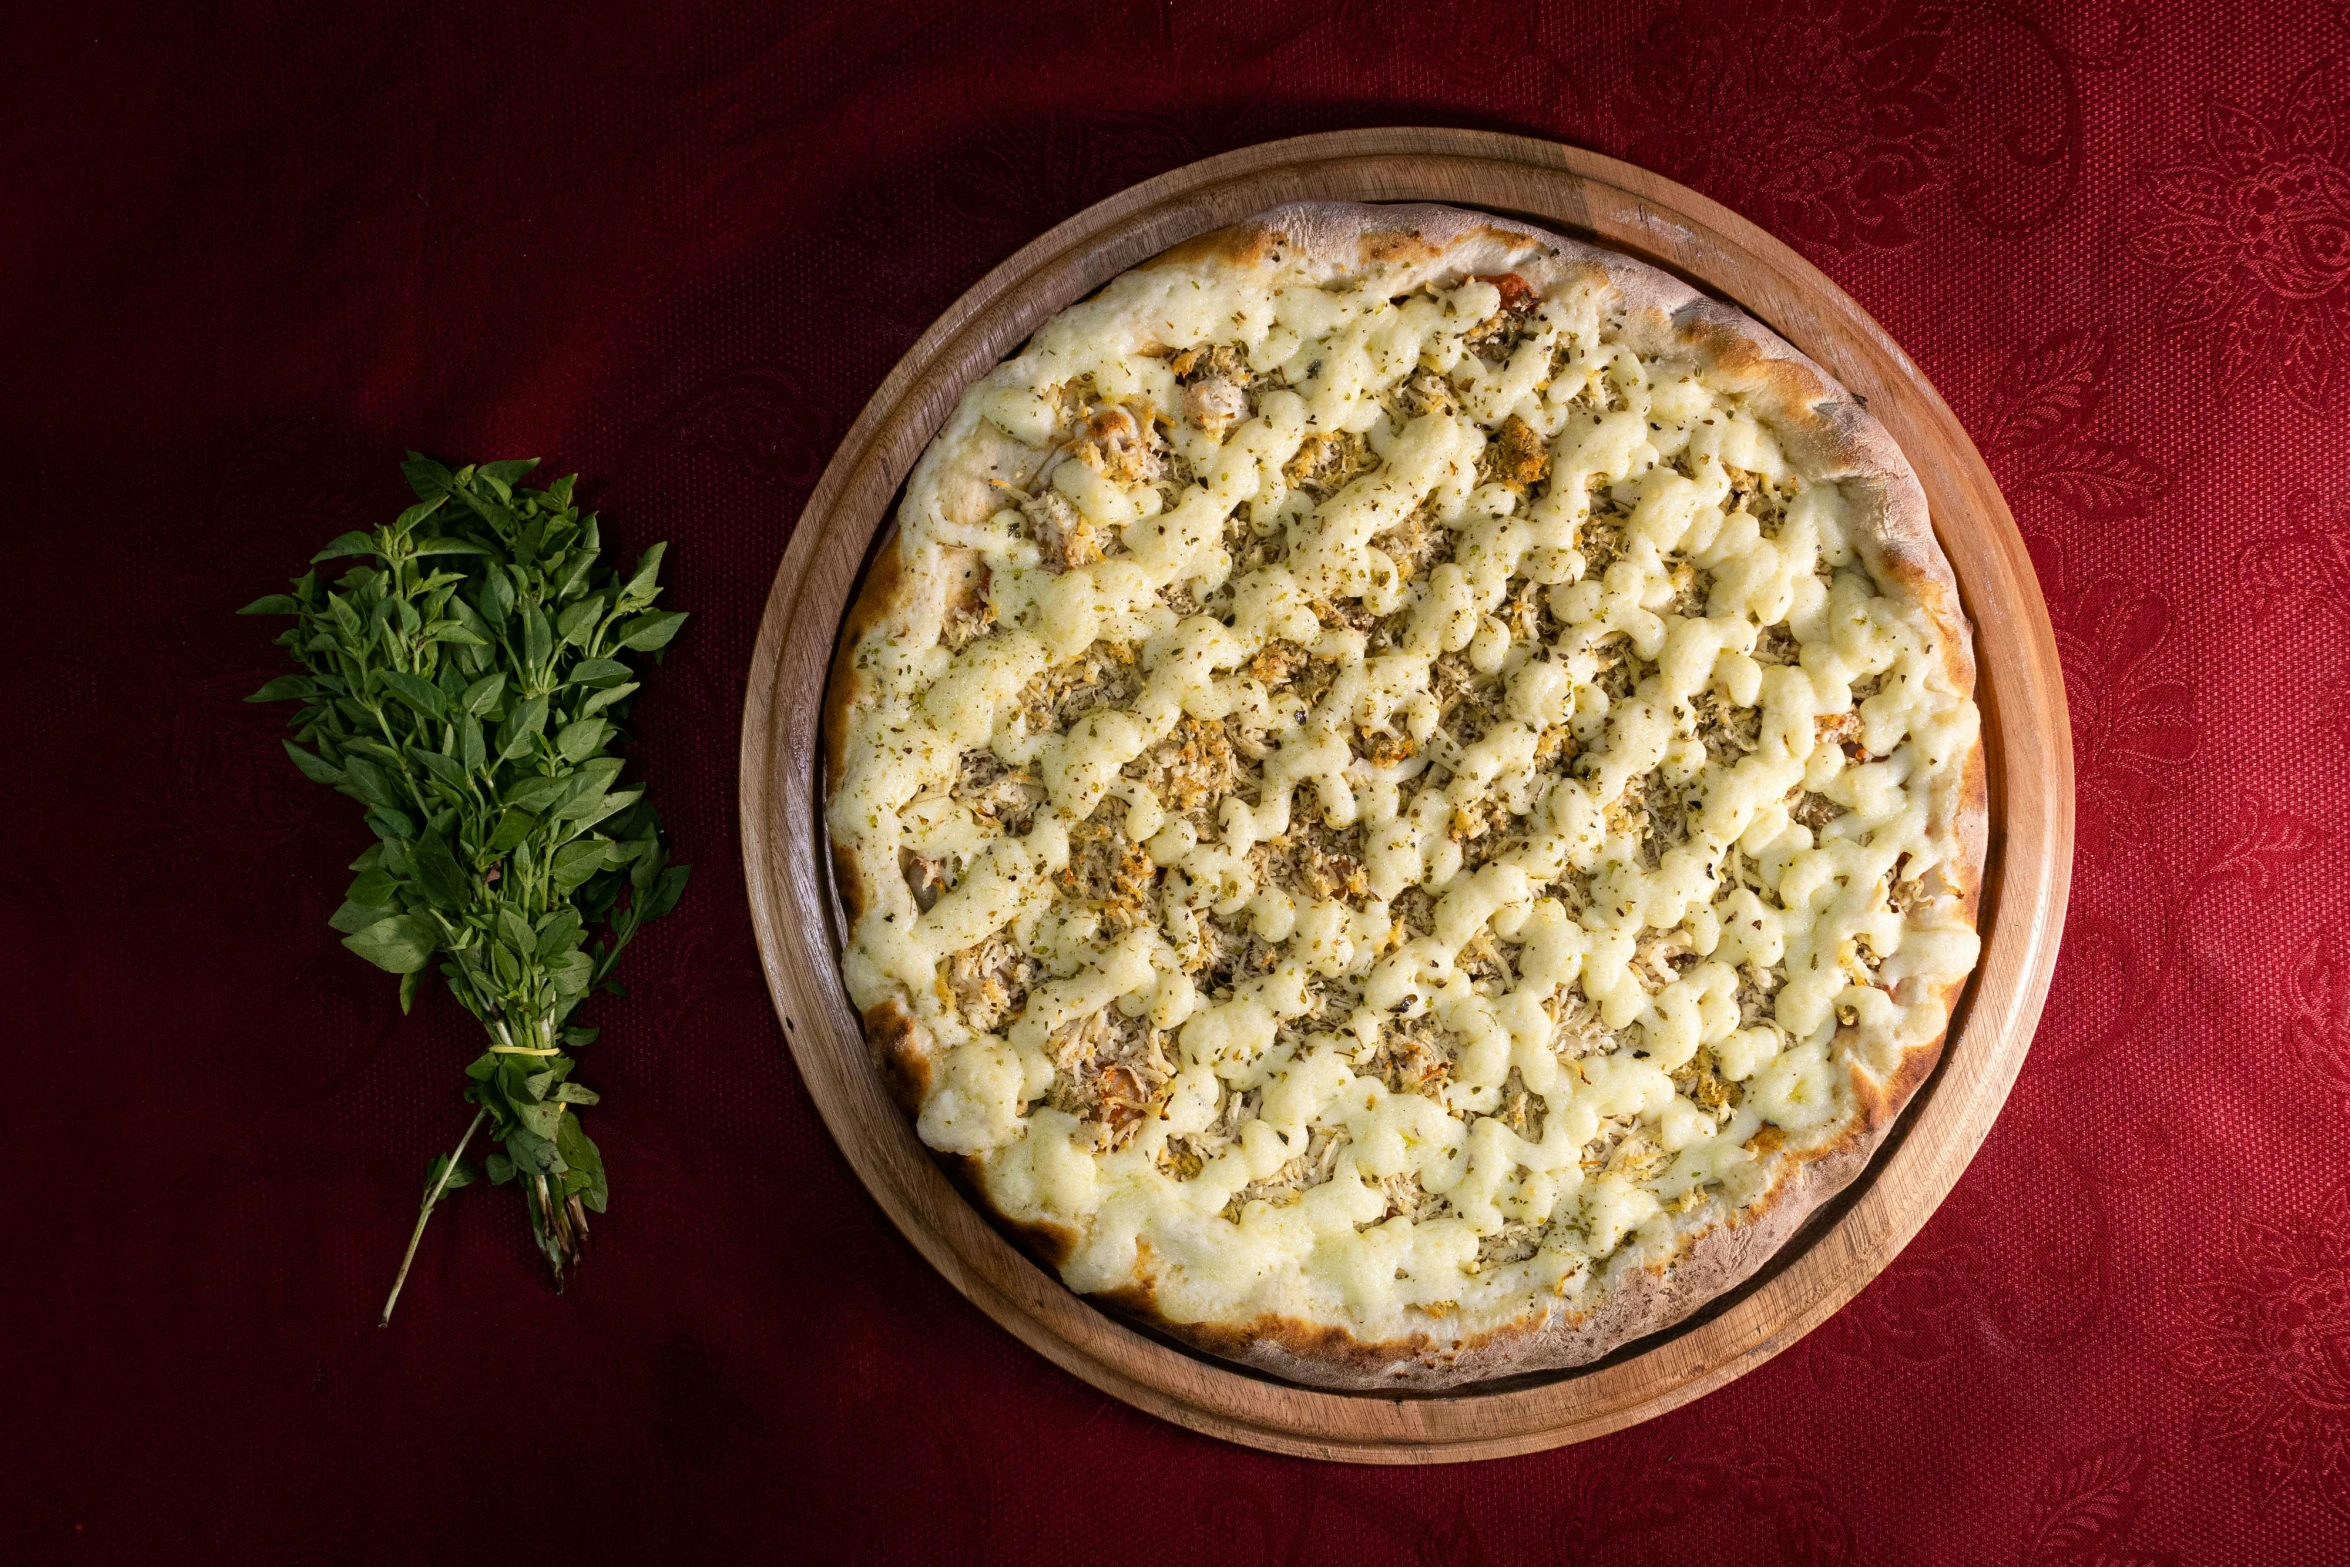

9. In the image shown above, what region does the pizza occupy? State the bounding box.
[822,201,1985,1390]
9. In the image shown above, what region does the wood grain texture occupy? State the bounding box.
[738,128,2072,1463]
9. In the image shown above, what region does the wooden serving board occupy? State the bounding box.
[739,128,2072,1463]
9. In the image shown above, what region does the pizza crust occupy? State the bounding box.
[823,201,1986,1390]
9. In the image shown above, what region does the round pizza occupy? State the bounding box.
[822,201,1985,1390]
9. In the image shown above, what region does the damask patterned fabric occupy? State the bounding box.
[5,2,2346,1560]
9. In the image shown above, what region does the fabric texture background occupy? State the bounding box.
[5,2,2347,1561]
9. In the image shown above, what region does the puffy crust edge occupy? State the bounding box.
[822,201,1989,1391]
[824,526,948,1104]
[823,521,911,933]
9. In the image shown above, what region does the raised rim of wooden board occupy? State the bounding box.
[739,127,2073,1464]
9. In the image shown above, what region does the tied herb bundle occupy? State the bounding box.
[242,455,689,1322]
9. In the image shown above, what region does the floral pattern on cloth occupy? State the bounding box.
[2131,59,2350,411]
[1611,0,1956,252]
[2171,1189,2350,1516]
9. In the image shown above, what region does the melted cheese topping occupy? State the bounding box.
[830,238,1981,1354]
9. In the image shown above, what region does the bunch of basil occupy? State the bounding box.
[243,455,688,1320]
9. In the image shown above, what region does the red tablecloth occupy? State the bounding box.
[9,2,2347,1560]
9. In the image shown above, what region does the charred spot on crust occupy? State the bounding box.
[979,1196,1081,1271]
[863,1002,932,1116]
[1168,1308,1441,1374]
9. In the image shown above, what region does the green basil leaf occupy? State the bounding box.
[545,768,615,822]
[328,898,395,935]
[497,694,548,760]
[568,659,630,688]
[536,908,584,958]
[382,669,446,721]
[550,839,609,892]
[617,541,667,609]
[568,757,624,796]
[282,742,343,785]
[247,674,315,703]
[339,737,403,766]
[513,1100,562,1140]
[639,863,691,925]
[477,458,539,487]
[521,599,553,670]
[447,593,492,643]
[497,906,537,955]
[461,474,517,529]
[311,531,381,562]
[579,681,638,716]
[461,672,506,717]
[568,787,643,833]
[557,554,600,605]
[503,1129,559,1179]
[424,1153,478,1197]
[614,610,687,652]
[402,453,454,499]
[395,494,449,529]
[413,831,468,909]
[555,1116,607,1212]
[348,869,400,906]
[342,913,440,974]
[546,949,594,996]
[242,453,699,1250]
[365,805,418,841]
[341,756,397,808]
[411,748,467,790]
[485,565,516,622]
[504,774,571,814]
[555,596,601,647]
[553,718,607,764]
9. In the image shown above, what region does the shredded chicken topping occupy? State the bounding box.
[830,228,1981,1357]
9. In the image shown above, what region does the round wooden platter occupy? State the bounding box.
[739,128,2072,1463]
